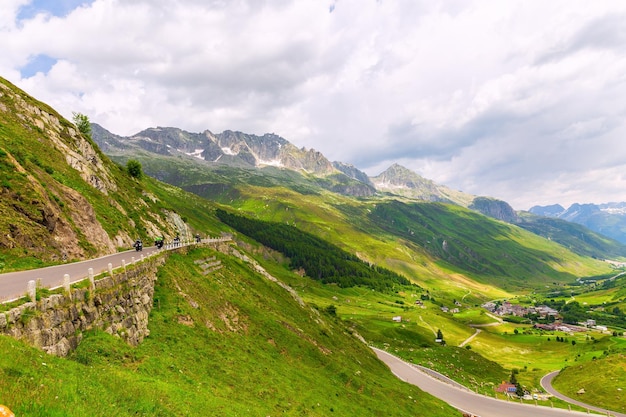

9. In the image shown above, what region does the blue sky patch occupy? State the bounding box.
[20,54,58,78]
[17,0,93,20]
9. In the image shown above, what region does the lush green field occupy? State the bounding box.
[552,353,626,413]
[0,246,458,416]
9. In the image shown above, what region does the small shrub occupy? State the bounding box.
[325,304,337,316]
[127,159,143,179]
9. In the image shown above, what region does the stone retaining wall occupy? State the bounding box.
[0,257,164,356]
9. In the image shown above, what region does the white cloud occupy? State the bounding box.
[2,0,626,209]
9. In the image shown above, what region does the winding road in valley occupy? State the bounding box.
[373,347,625,417]
[1,243,621,416]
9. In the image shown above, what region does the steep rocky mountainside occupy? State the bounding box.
[530,202,626,244]
[92,124,377,197]
[469,197,519,223]
[332,161,375,186]
[0,77,184,270]
[97,125,338,175]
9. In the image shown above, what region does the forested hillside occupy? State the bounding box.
[216,209,411,290]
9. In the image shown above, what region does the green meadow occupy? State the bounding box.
[0,246,457,417]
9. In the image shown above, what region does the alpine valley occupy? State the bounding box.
[2,76,626,416]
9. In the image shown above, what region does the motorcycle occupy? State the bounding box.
[134,240,143,251]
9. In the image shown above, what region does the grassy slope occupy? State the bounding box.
[0,246,458,417]
[236,230,626,397]
[0,77,179,271]
[220,185,612,295]
[552,353,626,413]
[109,146,614,291]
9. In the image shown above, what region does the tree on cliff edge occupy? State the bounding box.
[72,112,92,139]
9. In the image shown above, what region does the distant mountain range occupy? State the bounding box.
[91,124,477,204]
[530,203,626,244]
[91,124,626,255]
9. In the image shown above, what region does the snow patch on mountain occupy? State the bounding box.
[257,158,283,167]
[185,149,205,160]
[372,181,408,190]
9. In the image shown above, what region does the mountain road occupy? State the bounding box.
[372,347,618,417]
[0,246,162,301]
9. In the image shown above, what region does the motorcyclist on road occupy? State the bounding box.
[134,239,143,251]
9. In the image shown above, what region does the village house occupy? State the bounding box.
[495,302,527,317]
[495,381,517,394]
[532,305,559,318]
[534,323,557,331]
[482,301,496,311]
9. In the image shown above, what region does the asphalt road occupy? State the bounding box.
[0,238,233,302]
[372,347,607,417]
[541,371,626,417]
[0,245,163,301]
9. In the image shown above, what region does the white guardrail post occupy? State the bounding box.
[63,274,71,299]
[88,268,95,291]
[27,280,36,303]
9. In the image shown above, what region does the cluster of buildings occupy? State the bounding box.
[481,301,558,319]
[482,301,610,333]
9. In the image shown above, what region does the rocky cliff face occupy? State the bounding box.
[0,80,119,260]
[333,161,374,186]
[469,197,519,223]
[0,77,185,268]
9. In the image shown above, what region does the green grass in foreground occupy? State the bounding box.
[0,246,458,416]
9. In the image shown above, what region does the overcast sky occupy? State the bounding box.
[3,0,626,210]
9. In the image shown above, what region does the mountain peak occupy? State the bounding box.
[371,164,475,205]
[373,164,429,186]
